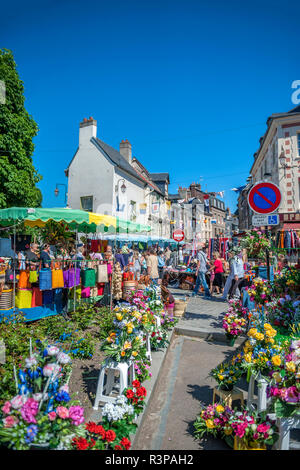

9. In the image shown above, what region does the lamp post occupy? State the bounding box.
[54,183,68,206]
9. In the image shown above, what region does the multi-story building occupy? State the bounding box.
[168,183,226,243]
[249,104,300,230]
[65,117,171,237]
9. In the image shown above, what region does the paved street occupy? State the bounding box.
[133,291,247,450]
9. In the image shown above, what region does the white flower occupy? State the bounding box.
[43,363,61,377]
[47,346,60,356]
[32,393,43,401]
[25,356,38,368]
[57,352,71,364]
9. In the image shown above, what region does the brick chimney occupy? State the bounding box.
[119,139,132,164]
[79,117,97,147]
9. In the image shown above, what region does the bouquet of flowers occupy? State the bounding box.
[228,409,278,449]
[245,278,272,306]
[149,328,169,350]
[265,296,300,331]
[0,341,85,450]
[101,328,147,363]
[241,323,283,379]
[227,298,249,319]
[266,339,300,417]
[160,310,179,330]
[193,403,234,440]
[210,361,243,391]
[240,228,271,259]
[222,312,247,342]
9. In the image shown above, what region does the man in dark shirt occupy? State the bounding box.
[25,243,39,263]
[40,244,51,268]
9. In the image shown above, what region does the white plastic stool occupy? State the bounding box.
[247,373,270,412]
[93,360,135,410]
[274,413,300,450]
[145,332,152,362]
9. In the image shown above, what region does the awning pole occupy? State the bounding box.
[13,224,16,312]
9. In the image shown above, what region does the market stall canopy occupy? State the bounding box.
[0,207,151,234]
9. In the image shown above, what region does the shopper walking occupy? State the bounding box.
[192,245,211,299]
[147,249,159,284]
[228,252,245,300]
[157,250,165,279]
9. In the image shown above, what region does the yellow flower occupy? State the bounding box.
[123,341,132,350]
[127,328,133,334]
[255,333,264,341]
[107,337,112,343]
[116,313,123,321]
[132,351,138,357]
[245,353,253,363]
[272,372,282,383]
[271,355,281,367]
[206,419,215,429]
[285,361,296,373]
[265,337,275,344]
[248,328,257,338]
[216,405,224,413]
[264,323,272,330]
[218,374,224,381]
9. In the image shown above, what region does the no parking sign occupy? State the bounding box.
[247,182,282,214]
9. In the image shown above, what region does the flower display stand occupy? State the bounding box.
[273,413,300,450]
[212,386,244,408]
[247,373,270,412]
[93,360,135,410]
[145,332,152,362]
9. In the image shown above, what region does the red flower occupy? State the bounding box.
[126,389,135,399]
[114,445,123,450]
[105,430,116,443]
[151,332,156,337]
[132,380,141,388]
[158,337,162,341]
[72,437,89,450]
[85,421,97,433]
[136,386,147,398]
[120,437,131,450]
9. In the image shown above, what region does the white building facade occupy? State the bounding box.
[65,117,171,237]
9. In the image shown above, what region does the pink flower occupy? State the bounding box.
[257,423,270,433]
[48,411,57,421]
[3,415,19,428]
[20,398,39,424]
[2,401,11,415]
[10,395,26,410]
[68,406,84,426]
[56,406,69,419]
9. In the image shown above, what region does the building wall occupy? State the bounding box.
[67,141,114,213]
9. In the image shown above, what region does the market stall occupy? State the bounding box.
[0,208,151,322]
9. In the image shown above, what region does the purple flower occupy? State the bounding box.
[21,398,39,424]
[68,405,84,426]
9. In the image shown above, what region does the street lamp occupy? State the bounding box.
[54,183,68,206]
[279,147,298,176]
[115,178,127,194]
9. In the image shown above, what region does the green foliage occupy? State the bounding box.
[0,48,42,208]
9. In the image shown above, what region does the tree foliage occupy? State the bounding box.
[0,48,42,208]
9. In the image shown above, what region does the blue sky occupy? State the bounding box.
[2,0,300,212]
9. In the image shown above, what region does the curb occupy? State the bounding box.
[131,327,175,448]
[175,324,246,346]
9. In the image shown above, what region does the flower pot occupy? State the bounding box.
[226,335,236,346]
[233,436,266,450]
[219,384,234,392]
